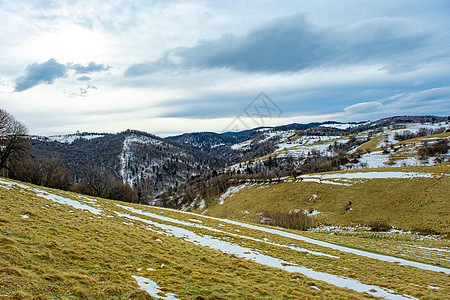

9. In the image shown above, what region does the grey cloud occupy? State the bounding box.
[124,63,157,77]
[69,62,110,74]
[70,83,98,98]
[125,14,431,76]
[342,87,450,120]
[14,59,111,91]
[77,75,91,81]
[379,64,418,74]
[344,101,383,114]
[14,58,67,92]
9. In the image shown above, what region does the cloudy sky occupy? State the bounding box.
[1,0,449,136]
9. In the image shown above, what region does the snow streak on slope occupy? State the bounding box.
[145,201,450,274]
[229,130,296,151]
[232,121,449,172]
[377,122,448,149]
[295,171,440,186]
[320,123,367,130]
[116,204,339,259]
[218,184,249,205]
[116,209,416,300]
[0,179,103,215]
[119,134,167,185]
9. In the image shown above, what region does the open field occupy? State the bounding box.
[1,176,449,299]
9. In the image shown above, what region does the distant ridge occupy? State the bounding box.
[29,115,449,201]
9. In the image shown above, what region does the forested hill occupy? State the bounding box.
[30,130,223,197]
[27,116,448,201]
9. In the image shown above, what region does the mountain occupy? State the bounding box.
[167,122,348,163]
[29,116,449,201]
[157,117,449,208]
[30,130,223,197]
[1,176,448,298]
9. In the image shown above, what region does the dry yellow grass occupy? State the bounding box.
[1,176,449,299]
[204,164,450,235]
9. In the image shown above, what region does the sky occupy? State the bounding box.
[1,0,449,136]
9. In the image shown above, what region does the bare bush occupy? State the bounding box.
[417,140,449,160]
[10,156,73,190]
[259,211,311,231]
[368,220,392,232]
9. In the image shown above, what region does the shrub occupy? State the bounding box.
[418,140,449,160]
[368,220,392,232]
[259,211,311,231]
[108,182,139,203]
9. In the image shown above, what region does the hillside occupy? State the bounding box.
[31,130,223,197]
[26,116,448,204]
[0,177,449,299]
[226,120,449,173]
[187,164,450,236]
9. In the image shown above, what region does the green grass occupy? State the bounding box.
[1,176,449,299]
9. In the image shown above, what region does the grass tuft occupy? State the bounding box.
[9,291,33,300]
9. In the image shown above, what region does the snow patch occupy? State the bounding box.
[218,184,248,205]
[230,139,252,150]
[320,123,365,130]
[305,209,321,216]
[38,192,102,215]
[46,133,105,144]
[428,285,440,290]
[132,276,180,299]
[298,171,438,186]
[0,178,102,215]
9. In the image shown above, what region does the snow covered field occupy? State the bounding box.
[230,122,449,172]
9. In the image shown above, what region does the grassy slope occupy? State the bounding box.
[1,177,449,299]
[203,164,450,235]
[0,180,380,299]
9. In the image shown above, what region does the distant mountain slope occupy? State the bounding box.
[31,130,223,197]
[168,116,448,165]
[167,122,346,163]
[226,119,449,174]
[158,119,448,209]
[29,116,449,200]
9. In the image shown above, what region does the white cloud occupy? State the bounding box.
[344,101,383,114]
[0,1,449,135]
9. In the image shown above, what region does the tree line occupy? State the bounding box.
[0,109,139,203]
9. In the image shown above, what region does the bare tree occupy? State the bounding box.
[0,109,30,176]
[72,168,116,198]
[40,156,73,190]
